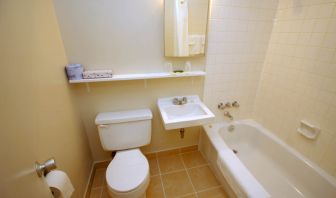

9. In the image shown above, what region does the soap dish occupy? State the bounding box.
[297,120,320,140]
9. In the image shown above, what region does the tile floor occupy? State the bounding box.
[88,146,228,198]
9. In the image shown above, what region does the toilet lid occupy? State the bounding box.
[106,149,149,193]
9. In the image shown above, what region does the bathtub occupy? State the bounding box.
[201,120,336,198]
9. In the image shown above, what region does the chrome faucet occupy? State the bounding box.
[224,111,233,120]
[173,97,188,105]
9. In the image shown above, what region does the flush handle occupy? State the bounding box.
[99,124,109,128]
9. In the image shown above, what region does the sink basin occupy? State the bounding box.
[157,95,215,130]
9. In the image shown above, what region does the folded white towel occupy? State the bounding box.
[189,34,205,45]
[189,34,205,55]
[83,70,113,79]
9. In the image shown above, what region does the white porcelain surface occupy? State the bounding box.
[106,149,150,198]
[158,95,215,130]
[106,149,149,193]
[95,109,152,125]
[203,120,336,198]
[96,109,152,151]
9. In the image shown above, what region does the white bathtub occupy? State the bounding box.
[202,120,336,198]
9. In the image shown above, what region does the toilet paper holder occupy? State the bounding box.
[35,158,57,177]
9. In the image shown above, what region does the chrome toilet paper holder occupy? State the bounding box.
[35,158,57,177]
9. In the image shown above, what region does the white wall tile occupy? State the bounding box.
[204,0,278,121]
[255,0,336,176]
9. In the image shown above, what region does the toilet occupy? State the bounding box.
[95,109,153,198]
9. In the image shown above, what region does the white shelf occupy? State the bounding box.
[69,71,206,84]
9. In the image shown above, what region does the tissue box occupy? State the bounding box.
[83,70,113,79]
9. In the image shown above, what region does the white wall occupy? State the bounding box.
[53,0,206,161]
[255,0,336,177]
[204,0,279,121]
[53,0,205,73]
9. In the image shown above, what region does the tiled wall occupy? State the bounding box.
[255,0,336,176]
[204,0,279,121]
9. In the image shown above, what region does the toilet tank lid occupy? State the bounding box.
[95,109,152,125]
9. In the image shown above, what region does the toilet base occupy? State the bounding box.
[107,173,150,198]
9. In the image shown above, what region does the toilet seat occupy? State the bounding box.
[106,148,149,193]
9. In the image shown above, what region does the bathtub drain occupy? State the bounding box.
[228,125,235,132]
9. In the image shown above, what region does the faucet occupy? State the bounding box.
[224,111,233,120]
[173,97,188,105]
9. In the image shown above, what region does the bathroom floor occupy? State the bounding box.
[88,146,228,198]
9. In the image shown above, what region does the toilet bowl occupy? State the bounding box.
[106,149,150,198]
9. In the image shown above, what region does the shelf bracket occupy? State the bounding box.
[85,83,91,93]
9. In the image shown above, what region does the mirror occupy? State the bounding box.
[164,0,209,57]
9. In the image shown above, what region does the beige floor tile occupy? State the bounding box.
[188,165,220,191]
[180,145,198,153]
[158,154,184,173]
[146,176,165,198]
[101,187,111,198]
[161,170,194,198]
[181,151,207,168]
[92,168,106,188]
[89,188,102,198]
[145,152,157,159]
[197,187,228,198]
[148,157,160,176]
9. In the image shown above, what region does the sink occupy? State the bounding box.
[157,95,215,130]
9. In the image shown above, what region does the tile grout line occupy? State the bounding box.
[175,192,197,198]
[99,187,103,198]
[179,153,199,198]
[195,185,223,194]
[155,162,210,176]
[155,153,167,198]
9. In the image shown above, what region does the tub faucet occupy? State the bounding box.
[173,97,188,105]
[224,111,233,120]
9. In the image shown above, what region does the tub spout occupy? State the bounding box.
[224,111,233,120]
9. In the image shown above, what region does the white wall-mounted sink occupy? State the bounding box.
[157,95,215,130]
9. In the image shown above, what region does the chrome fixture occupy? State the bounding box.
[218,101,240,109]
[173,97,188,105]
[232,101,240,108]
[218,102,231,109]
[224,111,233,120]
[35,158,57,177]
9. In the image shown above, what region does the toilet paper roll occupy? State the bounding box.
[45,170,74,198]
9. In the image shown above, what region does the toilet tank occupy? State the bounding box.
[95,109,152,151]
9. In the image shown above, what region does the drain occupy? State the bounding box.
[228,125,235,132]
[232,149,238,154]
